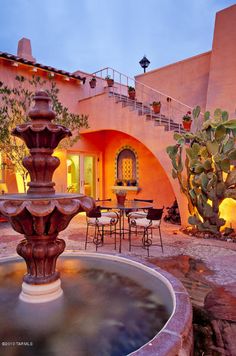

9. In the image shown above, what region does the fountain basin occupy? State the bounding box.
[0,193,94,301]
[0,252,193,355]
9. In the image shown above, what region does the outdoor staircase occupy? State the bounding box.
[109,91,185,133]
[86,67,194,134]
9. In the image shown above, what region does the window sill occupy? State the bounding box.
[112,185,139,191]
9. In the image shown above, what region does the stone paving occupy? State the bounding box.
[0,213,235,288]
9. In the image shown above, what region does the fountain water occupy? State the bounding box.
[0,91,94,303]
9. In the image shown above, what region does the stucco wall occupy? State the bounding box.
[135,51,211,114]
[101,130,175,207]
[0,57,85,114]
[206,5,236,115]
[53,128,176,209]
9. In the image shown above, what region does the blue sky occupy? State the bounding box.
[0,0,235,77]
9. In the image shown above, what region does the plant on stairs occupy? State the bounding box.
[128,86,136,100]
[166,106,236,235]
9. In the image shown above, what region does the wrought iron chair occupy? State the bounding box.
[127,198,153,219]
[127,199,153,235]
[96,198,120,218]
[129,207,164,257]
[85,206,119,251]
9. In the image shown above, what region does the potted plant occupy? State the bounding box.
[105,75,114,87]
[182,111,192,131]
[152,101,161,114]
[130,179,137,186]
[115,179,123,186]
[89,77,96,89]
[128,86,136,100]
[115,189,127,205]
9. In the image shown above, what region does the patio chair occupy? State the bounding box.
[85,206,119,251]
[127,198,153,219]
[127,199,153,237]
[128,207,164,257]
[96,198,120,218]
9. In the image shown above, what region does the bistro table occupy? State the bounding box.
[98,200,153,253]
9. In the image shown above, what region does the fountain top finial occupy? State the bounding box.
[28,90,55,122]
[11,90,71,195]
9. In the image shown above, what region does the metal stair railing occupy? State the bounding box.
[83,67,202,132]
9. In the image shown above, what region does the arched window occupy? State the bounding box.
[116,147,138,183]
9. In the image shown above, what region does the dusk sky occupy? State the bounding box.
[0,0,235,77]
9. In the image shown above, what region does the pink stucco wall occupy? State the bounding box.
[206,5,236,115]
[0,58,83,114]
[101,130,175,207]
[135,51,211,116]
[54,128,176,209]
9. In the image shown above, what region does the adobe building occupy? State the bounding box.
[0,4,236,227]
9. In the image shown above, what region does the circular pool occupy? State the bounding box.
[0,253,193,355]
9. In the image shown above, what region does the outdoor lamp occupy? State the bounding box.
[139,55,150,73]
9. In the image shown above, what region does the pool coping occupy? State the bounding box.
[0,252,193,355]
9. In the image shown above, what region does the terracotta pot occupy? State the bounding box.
[182,120,192,131]
[116,194,126,205]
[89,79,96,89]
[106,79,114,87]
[153,104,161,114]
[128,90,136,100]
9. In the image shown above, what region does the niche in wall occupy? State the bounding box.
[115,146,138,185]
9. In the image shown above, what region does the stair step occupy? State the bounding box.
[138,109,152,115]
[122,100,140,108]
[110,91,124,96]
[114,95,129,100]
[154,120,183,131]
[115,98,128,103]
[112,93,130,100]
[114,95,150,111]
[108,90,185,133]
[147,114,174,123]
[129,104,146,111]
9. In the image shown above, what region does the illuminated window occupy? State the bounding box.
[116,148,137,182]
[122,158,133,180]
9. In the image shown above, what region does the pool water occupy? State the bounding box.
[0,257,170,356]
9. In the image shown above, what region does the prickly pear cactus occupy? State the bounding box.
[167,106,236,235]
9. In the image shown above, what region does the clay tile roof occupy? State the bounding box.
[0,51,86,84]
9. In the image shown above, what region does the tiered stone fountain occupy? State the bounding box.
[0,91,94,303]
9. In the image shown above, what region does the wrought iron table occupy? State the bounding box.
[98,200,153,253]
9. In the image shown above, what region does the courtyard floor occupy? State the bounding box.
[1,213,235,288]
